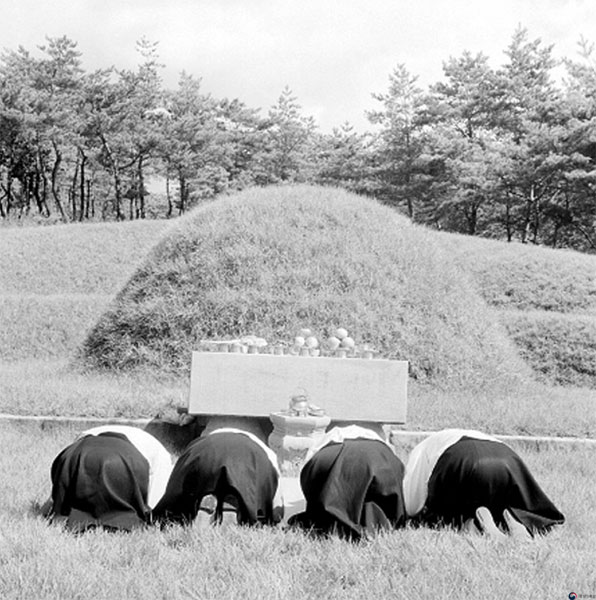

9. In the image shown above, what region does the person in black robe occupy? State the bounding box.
[403,429,565,538]
[288,426,406,540]
[48,431,151,532]
[153,428,283,527]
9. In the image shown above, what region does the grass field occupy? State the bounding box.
[1,422,594,599]
[0,185,595,598]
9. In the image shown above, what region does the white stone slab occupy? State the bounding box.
[280,476,305,524]
[188,352,408,423]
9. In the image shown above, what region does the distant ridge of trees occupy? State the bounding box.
[2,28,596,253]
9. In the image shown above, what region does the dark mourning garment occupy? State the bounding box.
[50,432,151,532]
[152,430,282,526]
[417,436,565,534]
[289,438,406,540]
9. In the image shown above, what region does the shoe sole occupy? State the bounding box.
[475,506,507,540]
[503,509,531,540]
[196,494,217,528]
[220,495,240,526]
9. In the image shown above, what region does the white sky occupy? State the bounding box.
[3,0,595,131]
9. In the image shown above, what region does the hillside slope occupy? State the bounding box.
[444,233,596,314]
[1,219,171,295]
[443,233,596,387]
[0,219,171,360]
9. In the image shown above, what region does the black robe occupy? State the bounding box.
[422,436,565,534]
[289,439,406,540]
[153,431,281,526]
[50,432,150,532]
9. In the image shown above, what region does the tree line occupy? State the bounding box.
[2,29,596,252]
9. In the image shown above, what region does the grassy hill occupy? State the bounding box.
[0,218,182,419]
[444,233,596,388]
[80,185,531,392]
[0,219,171,360]
[445,234,596,314]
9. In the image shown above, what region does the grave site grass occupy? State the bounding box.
[0,219,171,362]
[1,422,594,599]
[0,184,595,596]
[444,231,596,389]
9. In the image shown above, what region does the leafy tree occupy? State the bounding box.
[212,97,270,190]
[421,52,504,232]
[159,72,221,214]
[431,51,504,139]
[0,36,84,221]
[0,31,595,253]
[259,86,317,183]
[104,39,164,219]
[120,38,165,219]
[368,64,434,218]
[498,27,560,139]
[493,28,574,244]
[0,46,36,217]
[35,36,86,221]
[312,122,376,196]
[559,37,596,250]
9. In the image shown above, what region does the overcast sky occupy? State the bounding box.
[4,0,595,131]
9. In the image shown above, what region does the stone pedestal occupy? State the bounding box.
[268,412,331,474]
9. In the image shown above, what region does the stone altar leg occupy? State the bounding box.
[268,413,331,474]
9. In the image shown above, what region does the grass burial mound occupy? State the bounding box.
[81,185,530,392]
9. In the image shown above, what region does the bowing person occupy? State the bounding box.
[153,428,284,527]
[402,428,565,538]
[45,425,173,532]
[288,425,406,540]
